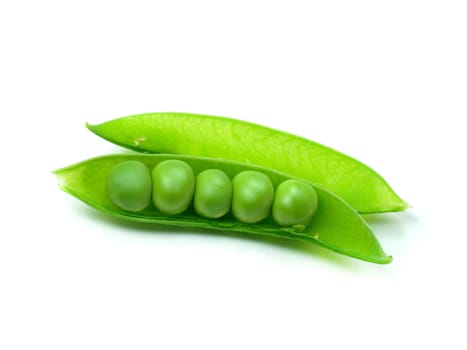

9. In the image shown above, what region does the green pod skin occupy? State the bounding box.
[86,113,408,214]
[53,154,392,264]
[194,169,232,219]
[272,179,318,227]
[232,171,274,223]
[152,160,195,215]
[107,160,152,212]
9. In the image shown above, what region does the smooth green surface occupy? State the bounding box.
[194,169,232,219]
[53,154,392,264]
[152,159,195,215]
[107,160,152,212]
[87,112,408,213]
[232,171,274,224]
[272,179,318,227]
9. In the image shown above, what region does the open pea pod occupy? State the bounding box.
[87,112,408,214]
[53,154,392,264]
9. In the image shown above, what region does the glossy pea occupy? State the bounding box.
[152,159,195,215]
[232,170,274,223]
[106,160,152,212]
[272,179,318,227]
[194,169,232,219]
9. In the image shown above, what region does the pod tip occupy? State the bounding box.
[51,169,66,189]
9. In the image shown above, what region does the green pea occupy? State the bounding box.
[194,169,232,219]
[152,159,195,215]
[107,160,152,212]
[272,179,318,227]
[232,170,274,223]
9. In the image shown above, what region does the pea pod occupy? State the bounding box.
[53,154,392,264]
[86,112,408,214]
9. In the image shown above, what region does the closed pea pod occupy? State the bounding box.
[87,112,408,213]
[194,169,232,219]
[152,159,195,215]
[107,160,152,212]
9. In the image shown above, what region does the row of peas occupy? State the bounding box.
[107,159,318,227]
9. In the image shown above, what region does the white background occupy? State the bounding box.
[1,1,466,349]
